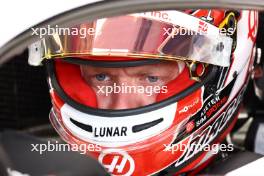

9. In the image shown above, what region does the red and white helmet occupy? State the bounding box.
[29,9,258,175]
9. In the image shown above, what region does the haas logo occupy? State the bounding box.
[99,149,135,176]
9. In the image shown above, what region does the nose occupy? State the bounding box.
[108,92,155,110]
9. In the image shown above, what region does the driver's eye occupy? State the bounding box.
[147,76,159,83]
[95,74,109,81]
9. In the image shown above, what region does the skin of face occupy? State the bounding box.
[80,61,181,109]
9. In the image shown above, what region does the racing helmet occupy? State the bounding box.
[28,9,258,175]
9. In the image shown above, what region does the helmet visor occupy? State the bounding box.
[29,10,233,67]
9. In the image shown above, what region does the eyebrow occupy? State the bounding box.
[83,67,117,76]
[83,63,176,77]
[86,66,156,75]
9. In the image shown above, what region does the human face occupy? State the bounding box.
[80,61,182,109]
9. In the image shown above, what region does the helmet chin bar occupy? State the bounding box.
[45,59,218,117]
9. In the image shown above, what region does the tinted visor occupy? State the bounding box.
[29,11,233,67]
